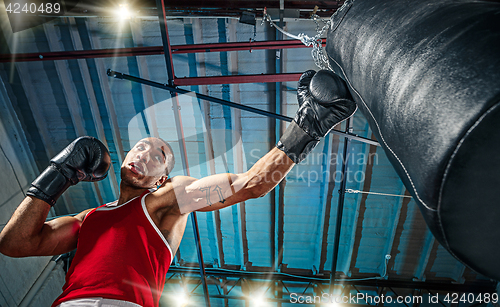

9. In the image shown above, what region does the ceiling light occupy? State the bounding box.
[176,290,189,307]
[250,294,267,307]
[117,4,132,20]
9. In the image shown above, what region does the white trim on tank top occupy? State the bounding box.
[56,297,142,307]
[141,192,174,264]
[95,194,141,211]
[84,190,174,264]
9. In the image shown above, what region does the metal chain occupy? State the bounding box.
[261,9,332,70]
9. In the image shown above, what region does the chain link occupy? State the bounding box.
[261,8,334,70]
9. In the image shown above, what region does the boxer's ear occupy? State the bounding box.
[155,175,168,188]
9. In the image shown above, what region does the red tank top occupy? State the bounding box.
[52,191,173,307]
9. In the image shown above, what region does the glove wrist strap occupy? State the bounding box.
[276,121,319,164]
[26,164,71,206]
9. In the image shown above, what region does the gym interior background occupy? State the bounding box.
[0,0,498,306]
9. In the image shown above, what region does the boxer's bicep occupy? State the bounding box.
[175,173,251,214]
[0,196,90,257]
[38,208,91,256]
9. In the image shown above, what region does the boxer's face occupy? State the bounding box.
[121,137,171,189]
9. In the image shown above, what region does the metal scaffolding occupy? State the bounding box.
[164,266,497,306]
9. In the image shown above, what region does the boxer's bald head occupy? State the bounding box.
[121,137,175,189]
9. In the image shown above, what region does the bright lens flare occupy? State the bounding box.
[117,4,131,19]
[250,294,267,307]
[176,291,189,307]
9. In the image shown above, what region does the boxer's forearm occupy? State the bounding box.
[187,147,294,213]
[203,147,295,203]
[244,147,295,198]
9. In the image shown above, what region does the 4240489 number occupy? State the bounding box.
[444,292,498,304]
[5,2,61,14]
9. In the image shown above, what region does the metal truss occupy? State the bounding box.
[165,267,497,307]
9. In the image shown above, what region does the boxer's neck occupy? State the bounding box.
[117,182,149,206]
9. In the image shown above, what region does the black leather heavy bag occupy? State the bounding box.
[326,0,500,279]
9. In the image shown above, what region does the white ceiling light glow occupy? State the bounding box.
[117,4,132,20]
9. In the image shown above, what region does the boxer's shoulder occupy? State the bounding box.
[145,175,195,214]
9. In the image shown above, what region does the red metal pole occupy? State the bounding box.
[174,73,302,86]
[0,39,325,63]
[157,0,175,82]
[172,38,326,53]
[156,1,211,306]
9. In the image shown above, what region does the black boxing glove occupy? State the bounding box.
[27,136,111,206]
[277,70,357,163]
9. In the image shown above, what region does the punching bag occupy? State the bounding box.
[326,0,500,279]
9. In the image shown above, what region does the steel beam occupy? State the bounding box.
[174,73,303,86]
[156,3,210,306]
[0,39,326,63]
[107,70,380,147]
[187,293,371,305]
[344,134,377,275]
[0,46,164,62]
[272,5,286,278]
[455,264,466,284]
[192,18,226,269]
[155,0,341,11]
[167,267,497,293]
[157,0,175,84]
[227,19,250,270]
[318,133,341,273]
[381,187,407,277]
[329,119,352,293]
[314,133,334,274]
[172,39,327,53]
[415,232,435,281]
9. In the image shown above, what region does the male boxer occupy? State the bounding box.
[0,70,356,307]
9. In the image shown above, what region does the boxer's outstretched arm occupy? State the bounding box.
[0,197,90,257]
[151,147,294,214]
[152,70,356,214]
